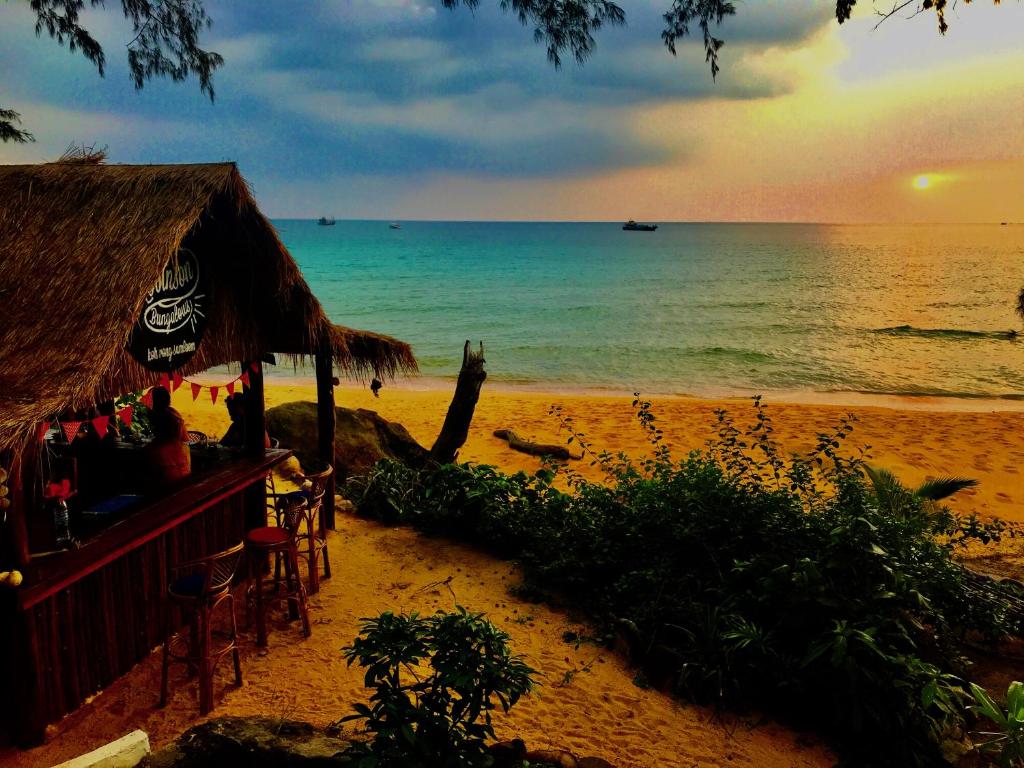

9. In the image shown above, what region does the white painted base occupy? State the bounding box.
[53,730,151,768]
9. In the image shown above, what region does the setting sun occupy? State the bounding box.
[913,174,933,190]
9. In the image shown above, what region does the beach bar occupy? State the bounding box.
[0,161,415,746]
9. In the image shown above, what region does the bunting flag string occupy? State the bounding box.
[35,361,261,442]
[164,361,259,402]
[41,407,135,444]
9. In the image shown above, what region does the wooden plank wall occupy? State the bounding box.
[9,482,255,745]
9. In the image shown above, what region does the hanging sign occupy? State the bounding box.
[127,247,208,372]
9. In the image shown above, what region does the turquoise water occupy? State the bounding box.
[274,221,1024,399]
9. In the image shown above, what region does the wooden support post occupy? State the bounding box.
[244,360,266,458]
[243,360,268,535]
[314,343,337,530]
[3,449,30,570]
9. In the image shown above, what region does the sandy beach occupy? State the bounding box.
[5,380,1023,768]
[183,379,1024,523]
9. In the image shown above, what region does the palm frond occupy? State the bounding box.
[914,477,978,502]
[864,465,908,515]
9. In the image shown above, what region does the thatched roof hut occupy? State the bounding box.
[0,161,415,452]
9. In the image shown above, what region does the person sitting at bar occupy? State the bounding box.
[220,391,271,449]
[145,386,191,487]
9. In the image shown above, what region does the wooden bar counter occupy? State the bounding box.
[3,449,291,747]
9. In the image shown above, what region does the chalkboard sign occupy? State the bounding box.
[127,247,208,372]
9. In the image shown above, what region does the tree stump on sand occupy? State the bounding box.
[493,429,582,460]
[429,341,487,464]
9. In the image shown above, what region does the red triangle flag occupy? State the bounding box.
[36,421,51,443]
[239,371,250,388]
[172,372,184,392]
[118,406,133,427]
[191,383,202,401]
[209,386,219,405]
[61,420,83,442]
[159,373,170,391]
[141,390,154,409]
[92,415,110,438]
[249,361,260,374]
[226,381,236,397]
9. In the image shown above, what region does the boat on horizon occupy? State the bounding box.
[317,217,336,226]
[623,220,657,231]
[389,222,401,229]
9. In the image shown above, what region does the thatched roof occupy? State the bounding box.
[0,161,416,451]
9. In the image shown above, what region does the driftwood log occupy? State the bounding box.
[429,341,487,464]
[493,429,582,460]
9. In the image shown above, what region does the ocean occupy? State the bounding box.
[273,220,1024,400]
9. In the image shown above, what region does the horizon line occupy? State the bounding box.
[268,218,1019,226]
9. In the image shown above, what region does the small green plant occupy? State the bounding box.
[114,391,152,439]
[970,682,1024,767]
[340,607,537,768]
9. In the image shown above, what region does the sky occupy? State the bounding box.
[1,0,1021,222]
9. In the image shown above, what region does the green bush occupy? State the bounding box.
[345,397,1016,767]
[970,681,1024,767]
[340,607,536,768]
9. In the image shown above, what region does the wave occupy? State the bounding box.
[872,325,1019,341]
[692,346,775,363]
[830,388,1024,401]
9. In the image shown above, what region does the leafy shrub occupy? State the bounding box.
[969,681,1024,767]
[340,607,536,768]
[346,397,1017,767]
[114,390,152,439]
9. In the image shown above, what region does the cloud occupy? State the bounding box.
[0,0,884,213]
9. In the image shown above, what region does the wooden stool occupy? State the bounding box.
[289,463,334,595]
[159,542,244,715]
[246,495,311,648]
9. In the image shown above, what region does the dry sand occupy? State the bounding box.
[6,381,1024,767]
[5,519,832,768]
[188,380,1024,522]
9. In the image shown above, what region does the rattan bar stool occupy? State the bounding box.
[245,494,312,648]
[159,542,245,715]
[287,463,333,595]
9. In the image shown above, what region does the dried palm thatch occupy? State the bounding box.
[0,161,416,452]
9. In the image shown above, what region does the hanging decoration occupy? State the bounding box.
[92,414,110,438]
[34,361,261,442]
[60,421,83,443]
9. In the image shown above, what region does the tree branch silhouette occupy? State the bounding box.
[1,0,1003,143]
